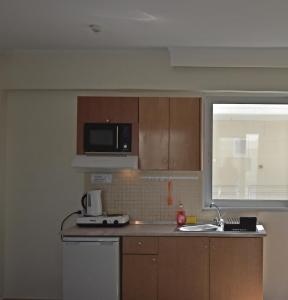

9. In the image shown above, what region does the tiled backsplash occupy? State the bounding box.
[85,170,216,222]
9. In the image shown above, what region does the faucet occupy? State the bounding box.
[210,202,224,228]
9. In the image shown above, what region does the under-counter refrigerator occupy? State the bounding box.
[62,236,120,300]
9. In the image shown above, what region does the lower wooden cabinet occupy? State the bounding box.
[122,254,158,300]
[122,237,158,300]
[158,237,209,300]
[210,237,263,300]
[122,236,263,300]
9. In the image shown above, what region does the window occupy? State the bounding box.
[203,96,288,209]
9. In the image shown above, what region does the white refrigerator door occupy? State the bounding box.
[63,239,119,300]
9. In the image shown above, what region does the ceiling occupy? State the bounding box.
[1,0,288,50]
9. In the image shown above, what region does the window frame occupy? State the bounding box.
[203,95,288,210]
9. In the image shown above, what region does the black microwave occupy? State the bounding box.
[84,123,132,154]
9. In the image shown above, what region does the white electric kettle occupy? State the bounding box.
[81,190,102,216]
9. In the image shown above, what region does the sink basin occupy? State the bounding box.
[177,224,219,232]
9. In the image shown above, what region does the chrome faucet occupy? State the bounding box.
[210,202,224,228]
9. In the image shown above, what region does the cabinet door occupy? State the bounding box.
[123,236,158,254]
[78,96,138,123]
[158,237,209,300]
[122,254,158,300]
[169,98,201,170]
[210,237,263,300]
[139,97,169,169]
[77,96,139,154]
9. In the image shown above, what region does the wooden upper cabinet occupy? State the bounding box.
[77,96,139,154]
[169,97,201,170]
[158,237,209,300]
[210,238,263,300]
[139,97,201,170]
[78,96,139,123]
[139,97,169,169]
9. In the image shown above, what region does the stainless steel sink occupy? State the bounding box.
[177,224,220,232]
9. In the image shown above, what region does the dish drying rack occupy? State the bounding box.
[222,217,257,232]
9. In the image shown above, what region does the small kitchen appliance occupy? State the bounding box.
[81,190,102,216]
[76,214,130,227]
[84,123,132,154]
[63,236,120,300]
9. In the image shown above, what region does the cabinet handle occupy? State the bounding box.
[137,241,143,246]
[152,257,157,262]
[116,126,119,149]
[170,160,176,169]
[204,244,208,249]
[106,119,110,123]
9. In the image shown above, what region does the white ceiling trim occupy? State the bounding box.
[169,47,288,68]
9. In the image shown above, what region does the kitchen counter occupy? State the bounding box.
[63,224,266,238]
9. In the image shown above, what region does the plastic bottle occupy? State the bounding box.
[176,203,186,226]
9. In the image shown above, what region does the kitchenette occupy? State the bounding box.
[62,223,266,300]
[61,96,266,300]
[5,4,288,299]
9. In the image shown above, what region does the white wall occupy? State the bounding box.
[3,49,288,91]
[0,91,6,300]
[3,91,83,299]
[0,54,10,90]
[260,212,288,300]
[1,50,288,300]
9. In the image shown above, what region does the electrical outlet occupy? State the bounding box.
[90,174,112,184]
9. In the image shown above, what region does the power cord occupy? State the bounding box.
[60,210,82,241]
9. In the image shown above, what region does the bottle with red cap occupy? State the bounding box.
[176,203,186,226]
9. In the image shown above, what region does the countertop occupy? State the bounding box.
[63,224,266,238]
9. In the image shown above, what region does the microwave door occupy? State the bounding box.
[84,124,117,153]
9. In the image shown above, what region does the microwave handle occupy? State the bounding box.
[116,126,119,149]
